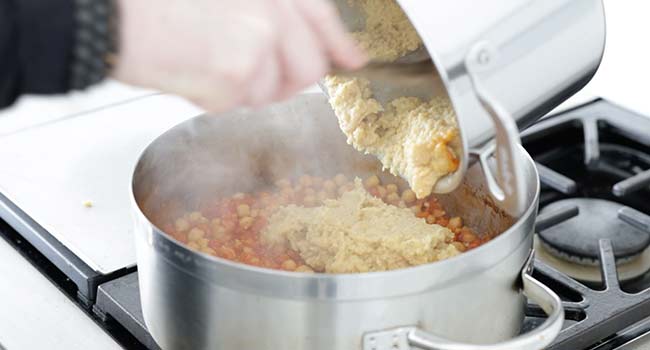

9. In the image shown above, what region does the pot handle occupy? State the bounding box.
[465,42,529,217]
[362,251,564,350]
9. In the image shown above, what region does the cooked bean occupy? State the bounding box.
[385,192,400,204]
[281,259,298,271]
[169,173,492,273]
[189,211,203,223]
[237,204,250,217]
[460,229,478,243]
[188,228,205,241]
[401,189,416,204]
[239,216,254,230]
[448,217,462,230]
[364,175,380,188]
[175,218,190,232]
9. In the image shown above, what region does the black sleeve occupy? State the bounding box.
[0,0,76,109]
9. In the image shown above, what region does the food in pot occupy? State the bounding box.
[164,174,492,273]
[348,0,422,62]
[261,179,459,273]
[324,0,461,199]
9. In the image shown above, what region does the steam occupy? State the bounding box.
[133,93,384,224]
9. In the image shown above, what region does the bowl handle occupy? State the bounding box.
[362,250,564,350]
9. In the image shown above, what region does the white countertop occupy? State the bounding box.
[0,94,202,273]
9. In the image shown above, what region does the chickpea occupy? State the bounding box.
[295,265,314,273]
[187,228,205,241]
[460,228,478,243]
[401,189,416,204]
[299,175,312,187]
[243,246,254,255]
[275,179,291,188]
[239,216,254,230]
[212,226,228,240]
[364,175,380,188]
[197,238,209,248]
[237,204,250,217]
[200,247,216,255]
[210,218,221,226]
[188,211,203,223]
[187,242,200,251]
[323,180,337,192]
[218,247,237,260]
[385,183,398,194]
[281,259,298,271]
[448,217,463,230]
[334,174,347,186]
[386,192,400,204]
[452,242,467,252]
[376,185,387,199]
[175,218,190,232]
[250,209,259,218]
[317,191,328,202]
[232,192,246,200]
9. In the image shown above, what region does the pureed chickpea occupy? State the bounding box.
[162,173,494,273]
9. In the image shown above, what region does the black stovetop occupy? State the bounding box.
[2,98,650,350]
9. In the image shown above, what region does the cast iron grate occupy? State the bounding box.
[521,99,650,349]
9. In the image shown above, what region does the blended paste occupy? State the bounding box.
[261,179,460,273]
[325,0,460,198]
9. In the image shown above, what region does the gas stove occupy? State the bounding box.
[1,97,650,350]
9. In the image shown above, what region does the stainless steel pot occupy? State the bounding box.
[331,0,606,216]
[132,94,563,350]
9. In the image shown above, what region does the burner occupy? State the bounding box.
[539,198,650,265]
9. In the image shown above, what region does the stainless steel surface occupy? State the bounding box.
[397,0,605,146]
[0,95,201,273]
[328,0,605,206]
[132,94,554,349]
[364,251,564,350]
[0,231,121,350]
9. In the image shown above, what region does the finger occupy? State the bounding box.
[274,0,329,95]
[245,48,282,107]
[294,0,367,70]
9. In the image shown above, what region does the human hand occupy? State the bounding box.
[112,0,367,112]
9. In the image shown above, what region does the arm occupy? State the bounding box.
[0,0,366,112]
[0,0,75,108]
